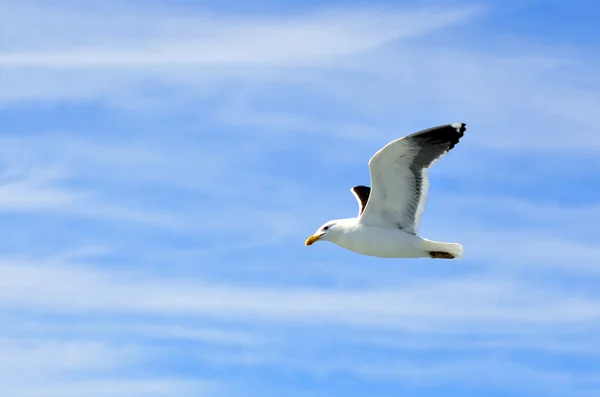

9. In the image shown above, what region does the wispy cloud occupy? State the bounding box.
[0,2,482,67]
[0,167,83,210]
[2,257,599,330]
[0,1,483,108]
[0,334,216,397]
[1,1,599,396]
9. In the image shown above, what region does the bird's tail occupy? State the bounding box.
[423,240,464,259]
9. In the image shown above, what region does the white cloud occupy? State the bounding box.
[0,336,215,397]
[0,338,138,373]
[0,167,84,210]
[0,1,483,108]
[1,0,599,156]
[188,337,600,396]
[0,2,482,67]
[5,379,215,397]
[1,259,599,331]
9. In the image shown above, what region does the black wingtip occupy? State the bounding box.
[406,122,467,152]
[448,122,466,150]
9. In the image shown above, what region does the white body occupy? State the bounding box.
[321,219,463,259]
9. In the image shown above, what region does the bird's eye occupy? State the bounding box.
[323,226,329,231]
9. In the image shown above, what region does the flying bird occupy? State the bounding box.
[305,123,466,259]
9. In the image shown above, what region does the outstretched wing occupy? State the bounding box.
[358,123,466,234]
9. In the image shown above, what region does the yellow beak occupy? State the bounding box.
[305,233,324,246]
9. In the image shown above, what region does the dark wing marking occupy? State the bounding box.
[350,185,371,216]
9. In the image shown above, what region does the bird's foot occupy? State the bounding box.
[429,251,455,259]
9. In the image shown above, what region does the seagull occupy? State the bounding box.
[305,123,466,259]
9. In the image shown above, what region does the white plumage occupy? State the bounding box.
[305,123,466,259]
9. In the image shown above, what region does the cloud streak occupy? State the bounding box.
[0,2,483,68]
[1,1,599,397]
[2,259,600,331]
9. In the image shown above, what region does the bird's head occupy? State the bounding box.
[305,220,341,246]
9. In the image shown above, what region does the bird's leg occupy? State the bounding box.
[429,251,455,259]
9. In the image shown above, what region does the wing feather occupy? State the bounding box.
[358,123,466,233]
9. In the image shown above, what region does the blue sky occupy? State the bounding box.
[1,0,600,396]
